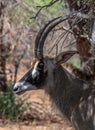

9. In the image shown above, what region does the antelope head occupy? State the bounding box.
[13,17,77,95]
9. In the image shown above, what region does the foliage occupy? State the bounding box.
[0,83,29,120]
[11,0,64,26]
[69,58,80,69]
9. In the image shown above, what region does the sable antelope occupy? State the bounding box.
[13,17,95,130]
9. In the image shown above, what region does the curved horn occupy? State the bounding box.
[34,17,61,58]
[34,17,62,58]
[36,17,65,59]
[35,25,47,58]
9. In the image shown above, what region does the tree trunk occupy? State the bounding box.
[0,1,7,91]
[65,0,95,78]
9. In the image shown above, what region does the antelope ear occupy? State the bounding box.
[55,51,78,64]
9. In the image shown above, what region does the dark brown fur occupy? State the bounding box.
[43,58,95,130]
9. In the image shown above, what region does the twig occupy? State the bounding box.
[60,32,70,52]
[31,0,60,19]
[48,31,68,54]
[53,26,73,34]
[48,33,64,54]
[56,44,58,56]
[64,41,76,48]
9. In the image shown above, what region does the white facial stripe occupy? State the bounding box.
[32,61,39,78]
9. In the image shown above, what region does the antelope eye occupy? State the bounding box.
[38,62,44,68]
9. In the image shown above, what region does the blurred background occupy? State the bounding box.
[0,0,95,129]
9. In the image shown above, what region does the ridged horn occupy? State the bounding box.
[35,17,64,59]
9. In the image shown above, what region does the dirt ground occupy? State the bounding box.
[0,123,73,130]
[2,63,74,130]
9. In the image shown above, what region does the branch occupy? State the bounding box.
[60,32,70,52]
[31,0,60,19]
[53,26,73,34]
[64,40,76,48]
[48,15,79,54]
[48,31,69,54]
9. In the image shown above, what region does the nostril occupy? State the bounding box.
[13,86,18,92]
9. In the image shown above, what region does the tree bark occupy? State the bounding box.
[0,1,7,91]
[65,0,95,77]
